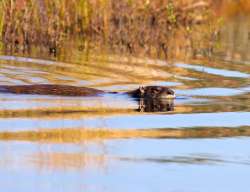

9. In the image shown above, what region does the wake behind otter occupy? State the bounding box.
[0,84,175,99]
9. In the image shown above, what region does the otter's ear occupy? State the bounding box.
[139,86,145,92]
[139,86,145,97]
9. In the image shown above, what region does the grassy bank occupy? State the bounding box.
[0,1,212,56]
[0,0,244,59]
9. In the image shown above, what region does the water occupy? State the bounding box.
[0,19,250,192]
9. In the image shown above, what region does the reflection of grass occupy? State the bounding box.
[0,126,250,143]
[29,152,107,171]
[0,104,193,118]
[0,107,135,118]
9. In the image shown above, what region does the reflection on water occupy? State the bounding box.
[1,138,250,192]
[137,98,174,112]
[214,14,250,64]
[176,63,250,78]
[0,16,250,191]
[1,126,250,142]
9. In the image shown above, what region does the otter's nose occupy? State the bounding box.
[167,94,175,99]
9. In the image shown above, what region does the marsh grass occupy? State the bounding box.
[0,0,248,59]
[0,0,215,59]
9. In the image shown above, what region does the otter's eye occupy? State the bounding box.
[167,90,174,94]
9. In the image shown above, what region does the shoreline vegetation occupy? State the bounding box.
[0,0,246,60]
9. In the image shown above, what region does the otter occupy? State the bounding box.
[127,86,175,99]
[0,84,175,99]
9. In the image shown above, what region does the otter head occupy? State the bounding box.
[138,86,175,99]
[138,86,145,97]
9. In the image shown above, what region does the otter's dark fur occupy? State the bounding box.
[0,84,175,98]
[127,86,175,99]
[0,84,104,96]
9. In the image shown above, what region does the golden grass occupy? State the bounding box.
[0,0,247,59]
[29,152,108,170]
[216,0,250,17]
[0,0,215,60]
[0,107,135,118]
[0,126,249,143]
